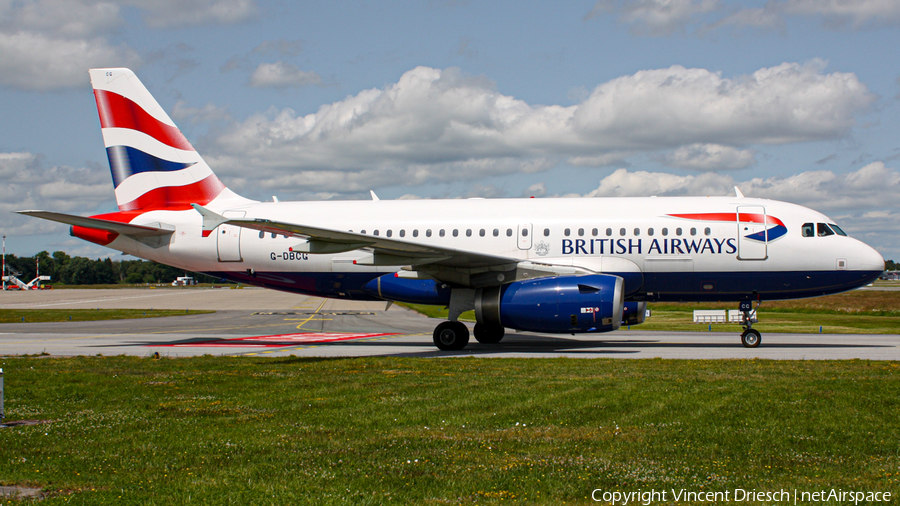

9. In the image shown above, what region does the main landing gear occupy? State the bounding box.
[738,299,761,348]
[432,322,506,350]
[433,321,469,351]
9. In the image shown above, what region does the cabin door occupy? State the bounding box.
[217,210,245,262]
[736,206,767,261]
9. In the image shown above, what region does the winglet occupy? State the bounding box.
[191,204,227,237]
[734,186,745,198]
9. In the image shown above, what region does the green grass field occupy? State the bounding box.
[0,357,898,504]
[0,309,213,324]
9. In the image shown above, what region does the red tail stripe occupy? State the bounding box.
[118,174,225,212]
[667,213,785,227]
[94,89,194,152]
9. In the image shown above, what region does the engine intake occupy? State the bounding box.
[475,274,624,334]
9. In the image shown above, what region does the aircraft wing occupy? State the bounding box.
[192,204,516,270]
[17,210,174,237]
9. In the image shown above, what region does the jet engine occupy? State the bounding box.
[474,274,624,334]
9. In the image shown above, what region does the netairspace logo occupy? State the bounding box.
[590,488,893,505]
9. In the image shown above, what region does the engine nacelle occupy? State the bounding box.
[362,274,451,305]
[621,301,648,325]
[475,274,624,334]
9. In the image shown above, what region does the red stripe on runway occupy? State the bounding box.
[157,332,399,347]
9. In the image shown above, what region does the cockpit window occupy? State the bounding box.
[829,224,848,236]
[801,223,814,237]
[817,223,835,237]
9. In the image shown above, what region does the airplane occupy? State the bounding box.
[20,68,885,350]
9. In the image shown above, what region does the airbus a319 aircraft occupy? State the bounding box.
[22,68,885,350]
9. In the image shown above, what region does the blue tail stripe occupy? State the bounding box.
[106,145,196,188]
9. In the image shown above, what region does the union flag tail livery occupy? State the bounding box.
[20,68,885,351]
[89,68,245,212]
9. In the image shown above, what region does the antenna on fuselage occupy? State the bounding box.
[734,186,745,198]
[370,190,380,201]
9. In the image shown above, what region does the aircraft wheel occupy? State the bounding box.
[433,321,470,351]
[473,323,505,344]
[741,329,761,348]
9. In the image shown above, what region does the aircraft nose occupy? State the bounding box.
[853,240,885,272]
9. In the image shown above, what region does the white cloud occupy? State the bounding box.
[1,0,122,37]
[248,62,322,88]
[665,143,755,170]
[0,152,115,236]
[619,0,718,35]
[572,61,872,147]
[781,0,900,29]
[128,0,256,29]
[0,31,140,90]
[199,63,871,196]
[0,0,258,90]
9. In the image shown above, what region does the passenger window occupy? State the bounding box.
[426,229,432,237]
[452,229,458,237]
[271,233,277,239]
[361,230,366,235]
[386,230,393,237]
[399,230,405,237]
[592,228,598,236]
[466,229,472,237]
[412,230,418,237]
[619,228,626,236]
[440,229,445,237]
[479,229,485,237]
[493,229,499,237]
[676,227,682,236]
[801,223,814,237]
[606,228,612,236]
[817,223,834,237]
[564,228,570,237]
[662,228,668,236]
[634,228,640,236]
[578,228,584,236]
[543,228,549,237]
[522,228,528,237]
[374,230,380,236]
[690,228,697,236]
[829,224,848,236]
[704,227,711,236]
[648,228,654,236]
[259,231,264,239]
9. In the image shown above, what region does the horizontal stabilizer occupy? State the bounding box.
[17,210,175,237]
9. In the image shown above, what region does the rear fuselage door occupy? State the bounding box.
[217,210,246,262]
[736,206,767,260]
[517,223,533,250]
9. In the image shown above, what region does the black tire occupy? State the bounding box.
[741,329,761,348]
[473,323,505,344]
[433,321,470,351]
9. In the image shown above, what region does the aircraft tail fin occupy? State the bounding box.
[89,68,248,212]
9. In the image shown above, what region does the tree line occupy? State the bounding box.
[2,251,221,286]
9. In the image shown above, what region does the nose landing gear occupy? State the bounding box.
[738,299,761,348]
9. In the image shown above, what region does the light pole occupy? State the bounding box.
[2,234,5,291]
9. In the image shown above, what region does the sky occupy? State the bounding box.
[1,0,899,262]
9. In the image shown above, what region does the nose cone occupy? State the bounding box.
[853,240,885,273]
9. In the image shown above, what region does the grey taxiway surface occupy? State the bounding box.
[1,287,898,359]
